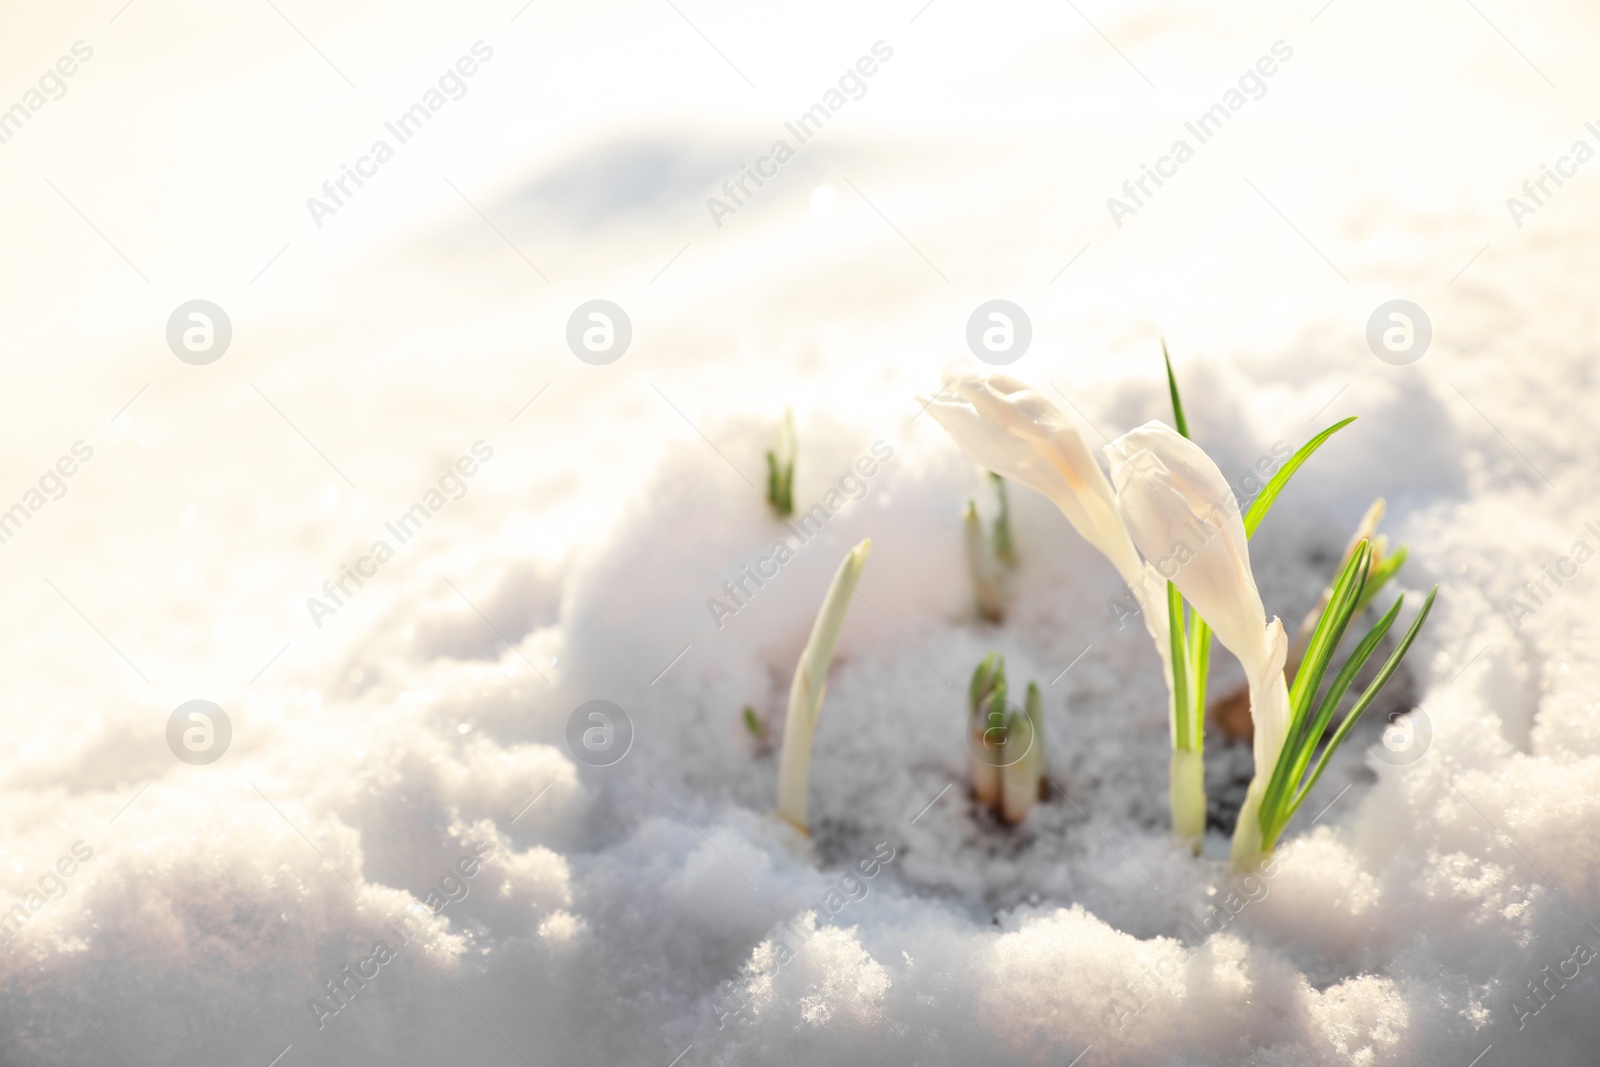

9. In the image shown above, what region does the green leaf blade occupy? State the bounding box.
[1261,543,1371,834]
[1281,593,1404,809]
[1293,585,1439,813]
[1168,580,1191,750]
[1354,544,1407,614]
[1163,339,1190,439]
[1243,417,1358,538]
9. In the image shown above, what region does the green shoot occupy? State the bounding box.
[1162,339,1188,437]
[1000,681,1044,824]
[1284,499,1408,676]
[777,539,870,834]
[1343,500,1406,614]
[964,501,1007,622]
[743,705,766,740]
[967,653,1006,808]
[990,473,1017,567]
[1241,417,1358,536]
[1249,540,1438,854]
[1216,488,1406,740]
[766,408,796,517]
[964,477,1016,621]
[969,652,1004,715]
[1357,545,1407,614]
[1168,580,1190,749]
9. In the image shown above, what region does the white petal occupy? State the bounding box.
[926,373,1142,587]
[1250,618,1291,774]
[923,393,1060,503]
[1231,620,1291,867]
[1105,422,1270,673]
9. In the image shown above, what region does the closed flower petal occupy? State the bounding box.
[924,373,1144,588]
[1105,421,1270,675]
[1232,619,1290,866]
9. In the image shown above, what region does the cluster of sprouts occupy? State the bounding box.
[966,653,1044,824]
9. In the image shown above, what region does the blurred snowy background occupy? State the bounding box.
[0,0,1597,1063]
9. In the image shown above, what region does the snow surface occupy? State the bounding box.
[1,0,1598,1064]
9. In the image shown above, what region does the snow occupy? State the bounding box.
[1,0,1598,1063]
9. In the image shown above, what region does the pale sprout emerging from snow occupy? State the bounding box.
[963,497,1008,622]
[766,407,798,518]
[777,538,872,834]
[962,475,1016,623]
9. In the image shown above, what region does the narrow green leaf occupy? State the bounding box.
[990,473,1017,567]
[1278,593,1404,818]
[765,409,797,516]
[1162,339,1189,439]
[1168,581,1191,750]
[988,671,1009,727]
[1262,543,1370,826]
[969,652,1002,716]
[1354,544,1407,615]
[1287,542,1371,728]
[1243,417,1358,538]
[1290,585,1438,818]
[1160,344,1202,751]
[1188,617,1212,743]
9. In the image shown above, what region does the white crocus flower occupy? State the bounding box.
[1104,422,1291,865]
[923,374,1190,829]
[923,373,1172,660]
[924,373,1147,589]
